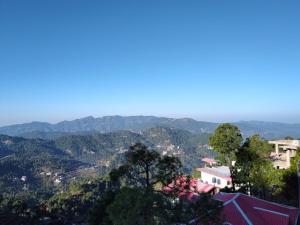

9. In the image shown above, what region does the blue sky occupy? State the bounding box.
[0,0,300,125]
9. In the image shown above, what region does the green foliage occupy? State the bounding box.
[209,123,242,165]
[191,169,201,179]
[46,178,109,223]
[103,143,222,225]
[276,148,300,206]
[189,194,223,225]
[0,135,85,195]
[235,135,274,194]
[88,191,116,225]
[0,191,48,225]
[54,127,214,172]
[209,124,243,191]
[232,134,286,201]
[106,187,168,225]
[110,143,182,190]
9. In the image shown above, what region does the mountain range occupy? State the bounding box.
[1,116,300,139]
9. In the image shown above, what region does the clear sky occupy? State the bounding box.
[1,0,300,126]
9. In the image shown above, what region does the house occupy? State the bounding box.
[202,157,217,167]
[164,176,216,201]
[46,172,52,176]
[20,176,27,182]
[197,166,232,190]
[54,178,62,184]
[214,192,299,225]
[269,140,300,169]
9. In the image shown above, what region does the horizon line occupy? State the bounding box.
[1,115,300,127]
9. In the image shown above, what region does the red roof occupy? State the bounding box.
[214,192,299,225]
[202,158,217,164]
[164,177,215,201]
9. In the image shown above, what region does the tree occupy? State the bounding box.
[278,148,300,206]
[234,135,271,194]
[189,194,223,225]
[109,143,182,190]
[232,134,284,199]
[47,178,109,224]
[95,143,223,225]
[209,123,243,190]
[88,191,115,225]
[106,187,168,225]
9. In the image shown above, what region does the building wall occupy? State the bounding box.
[200,171,231,189]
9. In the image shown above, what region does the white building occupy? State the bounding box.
[20,176,27,182]
[269,140,300,169]
[197,166,232,190]
[54,178,61,184]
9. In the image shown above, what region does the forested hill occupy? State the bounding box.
[0,127,214,193]
[0,134,85,193]
[1,116,300,139]
[53,127,214,170]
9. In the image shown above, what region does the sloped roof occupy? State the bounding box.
[202,158,217,164]
[214,192,299,225]
[164,177,215,201]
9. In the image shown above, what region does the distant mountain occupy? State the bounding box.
[0,116,217,136]
[0,116,300,139]
[232,121,300,140]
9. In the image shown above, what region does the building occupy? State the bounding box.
[214,192,299,225]
[269,140,300,169]
[197,166,232,190]
[20,176,27,182]
[164,176,216,201]
[202,157,217,167]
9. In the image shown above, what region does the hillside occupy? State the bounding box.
[1,116,300,139]
[0,135,85,193]
[53,127,214,171]
[0,127,214,194]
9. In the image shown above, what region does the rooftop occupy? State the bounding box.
[214,192,299,225]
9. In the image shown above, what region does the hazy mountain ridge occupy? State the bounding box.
[0,116,216,136]
[1,116,300,139]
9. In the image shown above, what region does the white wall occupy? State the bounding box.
[201,171,231,189]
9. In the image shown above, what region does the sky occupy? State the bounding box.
[0,0,300,126]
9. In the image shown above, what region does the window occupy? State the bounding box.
[212,177,216,183]
[217,179,221,185]
[227,181,231,185]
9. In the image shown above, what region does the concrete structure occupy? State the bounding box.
[197,166,232,190]
[269,140,300,169]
